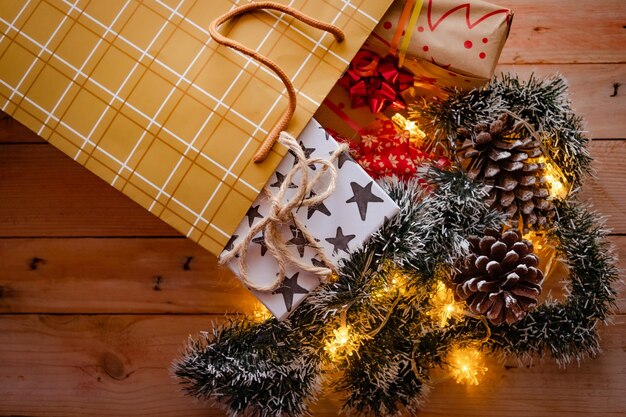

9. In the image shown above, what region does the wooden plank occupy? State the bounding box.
[0,314,624,417]
[496,64,626,139]
[421,317,626,416]
[580,140,626,233]
[0,236,623,314]
[0,111,44,143]
[0,238,257,314]
[1,140,623,238]
[0,144,179,237]
[500,0,626,64]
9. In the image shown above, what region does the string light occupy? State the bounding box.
[251,303,272,322]
[448,345,488,385]
[324,324,360,361]
[429,281,463,327]
[522,230,544,250]
[391,113,426,146]
[522,229,558,281]
[325,310,361,361]
[373,269,408,299]
[537,156,569,199]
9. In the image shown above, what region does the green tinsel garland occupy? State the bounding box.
[173,74,619,417]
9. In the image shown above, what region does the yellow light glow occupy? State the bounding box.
[522,230,544,250]
[391,113,426,146]
[448,346,488,385]
[373,270,408,299]
[324,324,359,361]
[429,281,464,327]
[334,326,351,345]
[251,303,272,322]
[537,156,569,199]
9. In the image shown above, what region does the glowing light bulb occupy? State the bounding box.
[391,113,426,146]
[372,270,408,300]
[522,230,544,250]
[251,303,272,322]
[537,156,569,199]
[429,281,463,327]
[325,324,359,361]
[448,346,488,385]
[334,326,350,345]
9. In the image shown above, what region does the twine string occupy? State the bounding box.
[220,131,349,292]
[208,2,345,163]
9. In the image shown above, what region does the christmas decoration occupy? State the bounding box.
[414,74,591,188]
[0,0,396,257]
[365,0,513,92]
[337,50,413,114]
[447,345,489,385]
[222,119,399,320]
[337,120,426,179]
[451,227,544,325]
[174,74,618,417]
[456,113,555,230]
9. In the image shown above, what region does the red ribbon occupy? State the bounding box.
[338,50,413,114]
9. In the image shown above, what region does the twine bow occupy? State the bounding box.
[209,2,344,163]
[219,132,350,292]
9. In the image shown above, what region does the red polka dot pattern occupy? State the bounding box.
[383,21,392,30]
[464,40,473,49]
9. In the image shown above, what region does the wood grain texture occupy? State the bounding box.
[496,64,626,138]
[0,112,44,143]
[0,144,179,237]
[580,140,626,233]
[0,236,624,314]
[499,0,626,64]
[0,314,624,417]
[0,1,625,416]
[0,237,255,314]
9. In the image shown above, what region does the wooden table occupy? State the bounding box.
[1,1,625,415]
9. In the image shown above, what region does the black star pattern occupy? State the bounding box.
[325,227,356,255]
[306,191,331,219]
[270,171,297,189]
[289,141,317,170]
[251,233,268,256]
[346,181,384,221]
[311,257,326,268]
[287,225,308,258]
[272,272,308,312]
[336,150,354,169]
[323,129,331,140]
[224,234,239,252]
[245,205,263,227]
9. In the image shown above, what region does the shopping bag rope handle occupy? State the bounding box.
[209,1,345,163]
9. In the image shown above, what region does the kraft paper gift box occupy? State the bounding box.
[0,0,395,257]
[224,118,400,320]
[367,0,513,91]
[315,0,512,139]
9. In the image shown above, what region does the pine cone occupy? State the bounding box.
[457,114,554,230]
[451,228,544,325]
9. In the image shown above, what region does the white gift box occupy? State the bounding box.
[223,118,400,320]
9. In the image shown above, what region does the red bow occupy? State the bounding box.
[338,50,414,114]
